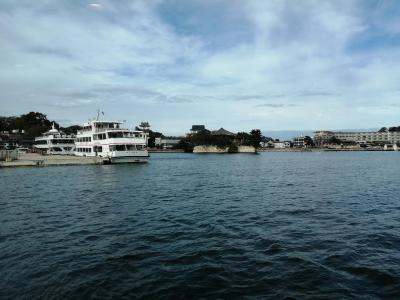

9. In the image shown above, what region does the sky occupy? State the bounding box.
[1,0,400,135]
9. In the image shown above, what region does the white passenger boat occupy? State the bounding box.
[74,117,149,163]
[34,123,76,155]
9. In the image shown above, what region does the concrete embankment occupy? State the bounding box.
[0,153,103,168]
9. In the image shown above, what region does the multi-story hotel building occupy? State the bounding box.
[314,130,400,145]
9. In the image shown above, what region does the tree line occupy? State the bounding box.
[0,112,80,138]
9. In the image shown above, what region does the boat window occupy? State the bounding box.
[77,137,91,142]
[110,145,137,151]
[108,132,124,138]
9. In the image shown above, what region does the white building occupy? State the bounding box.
[155,137,181,149]
[314,130,400,145]
[274,141,291,149]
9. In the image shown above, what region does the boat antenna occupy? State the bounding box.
[96,109,100,121]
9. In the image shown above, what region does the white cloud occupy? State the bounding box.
[0,0,400,133]
[88,3,103,11]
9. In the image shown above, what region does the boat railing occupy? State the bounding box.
[94,128,129,133]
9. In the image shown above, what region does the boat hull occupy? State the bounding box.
[109,156,149,163]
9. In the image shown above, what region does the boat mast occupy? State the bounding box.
[96,109,104,121]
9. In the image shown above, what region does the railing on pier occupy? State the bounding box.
[0,150,18,161]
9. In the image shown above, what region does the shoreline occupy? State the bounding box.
[148,149,185,153]
[258,148,397,152]
[1,149,398,168]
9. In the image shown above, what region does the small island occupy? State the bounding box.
[177,126,262,154]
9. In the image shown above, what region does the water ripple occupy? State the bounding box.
[1,152,400,299]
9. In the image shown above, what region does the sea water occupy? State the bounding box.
[1,152,400,299]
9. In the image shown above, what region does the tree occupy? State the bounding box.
[249,129,262,148]
[147,131,163,148]
[137,121,150,133]
[236,132,251,145]
[328,136,341,145]
[388,126,400,132]
[62,125,82,135]
[176,139,193,152]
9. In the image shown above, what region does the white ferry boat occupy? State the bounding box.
[74,118,149,163]
[34,123,76,155]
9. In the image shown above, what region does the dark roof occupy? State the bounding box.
[191,125,205,131]
[211,128,236,136]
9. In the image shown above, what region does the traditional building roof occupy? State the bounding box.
[211,128,236,136]
[191,125,205,131]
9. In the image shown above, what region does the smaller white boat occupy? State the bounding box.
[33,123,76,155]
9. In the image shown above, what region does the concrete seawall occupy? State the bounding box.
[238,146,257,153]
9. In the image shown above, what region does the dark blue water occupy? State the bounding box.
[1,152,400,299]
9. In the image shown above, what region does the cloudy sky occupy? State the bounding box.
[1,0,400,134]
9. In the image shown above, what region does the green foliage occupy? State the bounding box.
[249,129,262,148]
[176,139,193,152]
[228,143,238,153]
[147,130,163,148]
[378,126,400,132]
[190,131,234,148]
[61,125,82,135]
[176,128,264,152]
[388,126,400,132]
[0,112,59,138]
[236,132,252,146]
[0,112,85,139]
[328,136,342,144]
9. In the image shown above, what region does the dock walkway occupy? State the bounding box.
[0,153,104,168]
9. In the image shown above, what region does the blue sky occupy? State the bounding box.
[1,0,400,135]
